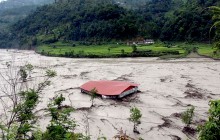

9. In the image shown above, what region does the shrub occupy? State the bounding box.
[129,107,142,133]
[198,100,220,140]
[43,94,90,139]
[181,106,195,127]
[0,64,56,140]
[42,94,76,139]
[41,49,45,55]
[131,45,137,52]
[121,49,125,54]
[19,67,28,82]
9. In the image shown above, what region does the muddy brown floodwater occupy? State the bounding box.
[0,49,220,140]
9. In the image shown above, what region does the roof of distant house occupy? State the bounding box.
[80,80,138,96]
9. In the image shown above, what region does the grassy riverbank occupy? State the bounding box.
[36,42,218,58]
[197,44,220,59]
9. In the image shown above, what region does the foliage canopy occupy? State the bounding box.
[198,100,220,140]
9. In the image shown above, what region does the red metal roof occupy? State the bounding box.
[80,80,138,96]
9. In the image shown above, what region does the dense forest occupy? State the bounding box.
[0,0,220,48]
[0,0,54,48]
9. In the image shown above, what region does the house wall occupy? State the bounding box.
[118,87,138,98]
[101,95,118,99]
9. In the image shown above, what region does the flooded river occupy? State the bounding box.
[0,49,220,139]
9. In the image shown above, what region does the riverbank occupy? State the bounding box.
[35,42,218,59]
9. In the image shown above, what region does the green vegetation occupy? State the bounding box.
[198,100,220,140]
[16,0,219,43]
[43,94,89,140]
[36,42,218,58]
[0,0,217,49]
[19,67,28,82]
[14,89,39,139]
[129,107,142,134]
[13,2,141,45]
[209,6,220,57]
[37,42,184,58]
[181,106,195,127]
[198,45,220,58]
[0,63,57,140]
[0,64,91,140]
[0,0,54,48]
[19,64,34,82]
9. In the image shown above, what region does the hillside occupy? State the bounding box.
[1,0,220,48]
[0,0,54,28]
[14,3,140,45]
[0,0,54,48]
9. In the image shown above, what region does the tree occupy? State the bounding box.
[131,45,137,53]
[14,89,39,139]
[210,6,220,52]
[43,94,75,139]
[181,106,197,136]
[198,100,220,140]
[43,94,90,140]
[129,107,142,134]
[0,61,91,140]
[0,62,56,139]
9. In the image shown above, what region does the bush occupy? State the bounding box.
[131,45,137,52]
[181,106,195,127]
[121,49,125,54]
[129,107,142,133]
[198,100,220,140]
[42,94,76,140]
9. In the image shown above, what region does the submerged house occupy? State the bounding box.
[80,80,139,98]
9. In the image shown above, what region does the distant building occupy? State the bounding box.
[127,39,154,46]
[144,39,154,44]
[80,80,139,99]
